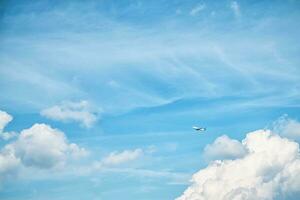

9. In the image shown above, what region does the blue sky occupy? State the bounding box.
[0,0,300,200]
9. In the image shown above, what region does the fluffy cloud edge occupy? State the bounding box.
[11,123,89,169]
[0,110,16,140]
[0,109,150,187]
[0,112,89,185]
[203,134,247,161]
[176,129,300,200]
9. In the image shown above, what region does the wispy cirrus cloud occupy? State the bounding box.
[0,1,299,199]
[1,0,299,115]
[101,167,190,185]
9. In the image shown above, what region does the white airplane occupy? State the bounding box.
[193,126,206,131]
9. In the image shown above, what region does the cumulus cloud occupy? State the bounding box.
[230,1,240,18]
[11,123,88,169]
[203,135,247,161]
[0,110,16,140]
[0,146,20,184]
[0,112,88,184]
[177,130,300,200]
[40,100,99,128]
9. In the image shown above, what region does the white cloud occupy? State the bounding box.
[0,110,12,132]
[11,123,88,169]
[177,130,300,200]
[0,112,88,185]
[68,148,150,177]
[90,148,144,172]
[1,0,300,116]
[203,135,247,161]
[230,1,240,18]
[0,146,20,184]
[190,4,206,16]
[0,110,16,140]
[40,100,99,128]
[102,149,143,166]
[272,115,300,142]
